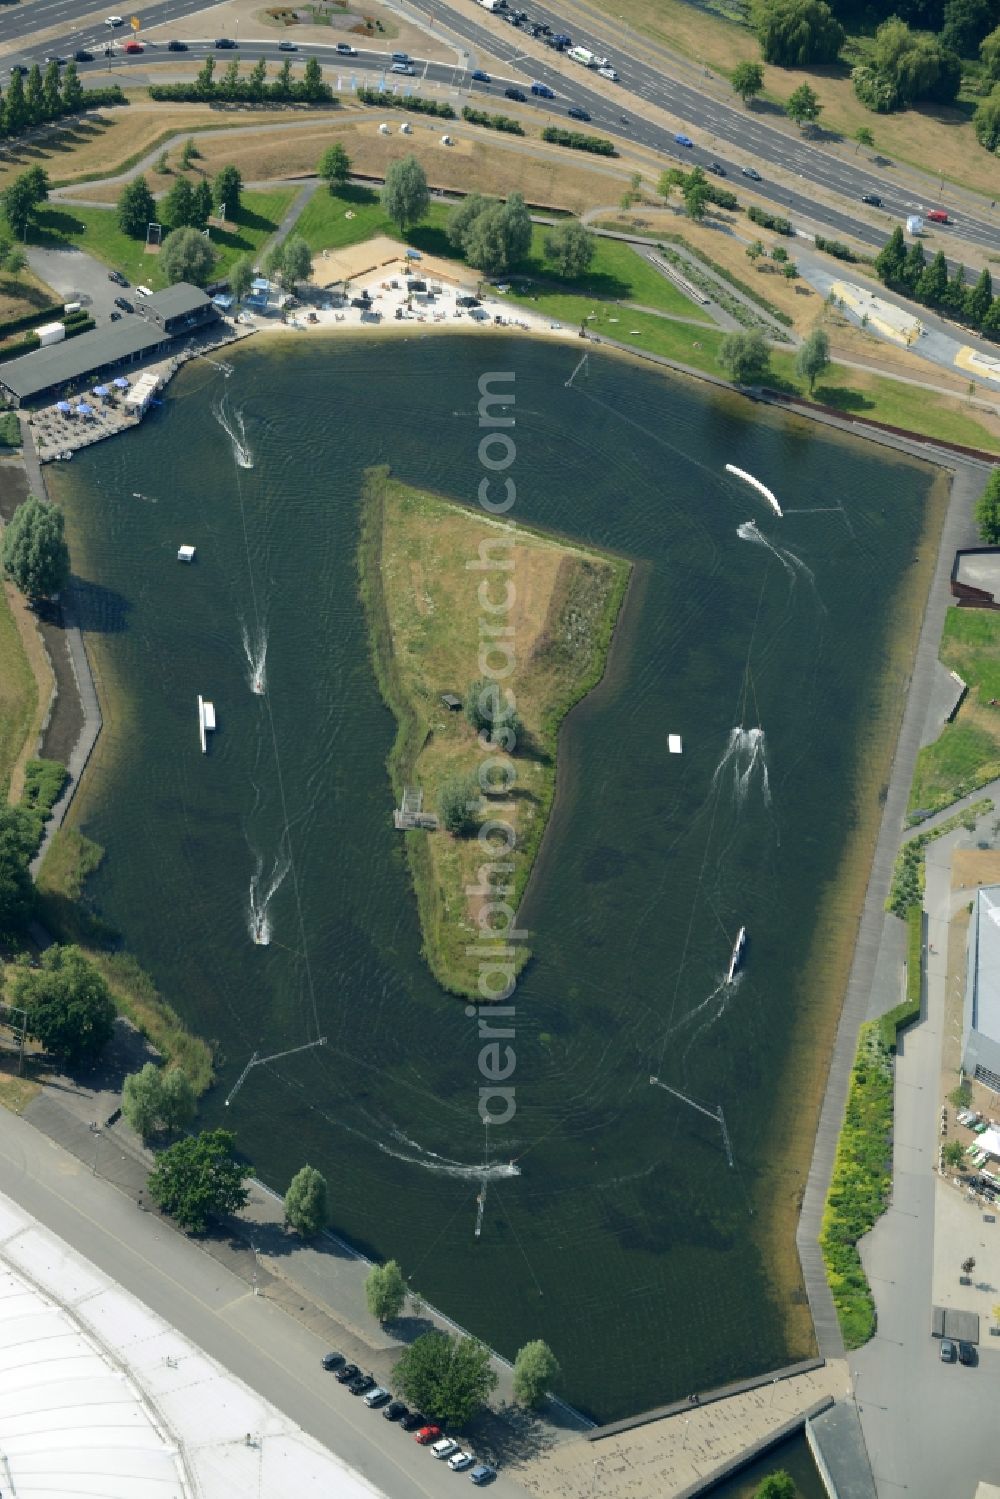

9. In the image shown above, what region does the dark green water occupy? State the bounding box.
[53,335,935,1421]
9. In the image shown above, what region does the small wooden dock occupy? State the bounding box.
[394,787,438,831]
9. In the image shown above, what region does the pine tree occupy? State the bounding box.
[299,55,326,101]
[902,240,926,292]
[163,175,195,230]
[61,62,84,114]
[117,175,156,238]
[192,178,214,230]
[874,225,906,284]
[983,295,1000,335]
[967,266,993,326]
[915,249,948,304]
[271,59,293,99]
[247,57,267,100]
[25,65,43,125]
[41,60,61,120]
[943,261,966,312]
[4,71,27,137]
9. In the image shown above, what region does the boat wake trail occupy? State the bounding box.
[737,520,814,584]
[240,617,268,696]
[712,726,771,807]
[384,1124,521,1180]
[214,397,254,469]
[248,847,290,946]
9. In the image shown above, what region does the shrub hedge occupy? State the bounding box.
[541,125,617,155]
[357,86,455,117]
[461,106,524,134]
[747,204,793,235]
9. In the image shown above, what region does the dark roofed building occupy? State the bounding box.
[0,321,173,406]
[139,283,219,336]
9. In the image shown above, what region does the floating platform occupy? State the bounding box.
[668,734,683,754]
[177,545,196,563]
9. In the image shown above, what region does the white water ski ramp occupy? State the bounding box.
[725,465,782,517]
[198,695,216,754]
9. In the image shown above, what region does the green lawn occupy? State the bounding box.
[0,586,36,800]
[909,609,1000,816]
[295,185,709,320]
[25,188,298,286]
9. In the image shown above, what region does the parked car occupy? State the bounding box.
[321,1351,345,1370]
[336,42,357,54]
[124,41,143,52]
[113,296,132,311]
[349,1374,376,1396]
[531,82,554,97]
[567,106,590,120]
[278,39,297,49]
[167,39,188,50]
[401,1411,426,1431]
[109,310,122,321]
[415,1425,442,1444]
[860,192,882,206]
[504,86,526,101]
[674,132,693,147]
[470,1466,497,1486]
[432,1438,459,1460]
[471,69,491,82]
[364,1387,391,1408]
[707,161,726,176]
[74,49,94,62]
[383,1401,408,1421]
[958,1341,977,1365]
[107,270,127,285]
[335,1362,361,1383]
[214,37,237,48]
[741,165,762,180]
[940,1338,957,1362]
[449,1451,475,1472]
[135,284,153,298]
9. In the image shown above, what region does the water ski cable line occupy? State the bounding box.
[649,1076,734,1169]
[225,1037,328,1107]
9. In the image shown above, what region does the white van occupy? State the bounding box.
[105,14,124,25]
[135,284,153,298]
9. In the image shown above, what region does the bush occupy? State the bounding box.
[461,106,524,134]
[438,775,481,836]
[14,944,116,1067]
[747,204,793,234]
[20,758,67,842]
[0,410,20,447]
[541,125,617,155]
[0,303,62,339]
[357,86,455,117]
[815,235,858,262]
[63,316,96,340]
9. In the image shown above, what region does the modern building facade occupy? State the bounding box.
[963,886,1000,1090]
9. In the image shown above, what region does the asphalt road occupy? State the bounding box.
[0,0,998,260]
[0,1106,533,1499]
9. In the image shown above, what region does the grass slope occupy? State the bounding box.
[359,467,630,997]
[0,586,38,801]
[910,611,1000,816]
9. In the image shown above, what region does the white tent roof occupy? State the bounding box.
[976,1125,1000,1159]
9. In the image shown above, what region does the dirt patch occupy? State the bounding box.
[952,849,1000,892]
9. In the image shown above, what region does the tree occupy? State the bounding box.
[284,1164,328,1237]
[1,165,49,237]
[42,60,61,121]
[974,86,1000,153]
[447,192,491,250]
[874,225,906,283]
[731,60,765,104]
[683,172,710,219]
[753,1476,797,1499]
[25,64,43,125]
[942,1139,967,1168]
[261,242,285,285]
[180,136,198,168]
[985,296,1000,336]
[746,238,765,264]
[2,494,69,600]
[795,326,830,391]
[459,194,532,275]
[298,55,328,102]
[61,61,84,114]
[147,1128,251,1233]
[159,226,217,287]
[543,219,595,277]
[0,239,27,277]
[271,58,294,100]
[155,149,170,175]
[14,945,115,1067]
[967,266,993,325]
[366,1259,407,1323]
[657,165,686,201]
[902,240,926,293]
[394,1331,498,1427]
[122,1063,194,1138]
[786,81,822,127]
[465,676,522,746]
[318,141,352,191]
[438,775,481,836]
[229,253,254,301]
[163,174,196,230]
[962,1255,977,1274]
[0,806,35,938]
[750,0,844,66]
[192,178,214,231]
[247,57,268,101]
[214,163,243,216]
[944,262,966,313]
[117,175,156,239]
[512,1340,560,1407]
[975,469,1000,544]
[941,0,994,57]
[195,55,216,96]
[771,244,789,262]
[859,19,962,110]
[381,154,430,234]
[915,248,948,304]
[718,329,771,384]
[854,125,875,152]
[280,233,312,288]
[982,25,1000,80]
[3,71,27,137]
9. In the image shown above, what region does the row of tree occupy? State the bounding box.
[118,164,245,239]
[874,227,1000,335]
[0,62,125,142]
[150,55,331,106]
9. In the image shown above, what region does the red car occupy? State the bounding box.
[926,209,949,224]
[124,39,144,52]
[414,1425,442,1445]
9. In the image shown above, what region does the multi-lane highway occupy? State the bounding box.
[0,0,997,259]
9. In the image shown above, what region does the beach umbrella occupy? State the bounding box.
[76,402,94,417]
[113,377,130,389]
[56,401,72,414]
[93,384,111,398]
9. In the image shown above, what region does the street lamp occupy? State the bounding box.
[90,1123,102,1175]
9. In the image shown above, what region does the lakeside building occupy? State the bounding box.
[951,547,1000,610]
[963,886,1000,1090]
[0,284,219,406]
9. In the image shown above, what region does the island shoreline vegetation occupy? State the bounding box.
[358,465,630,999]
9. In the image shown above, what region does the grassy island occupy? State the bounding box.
[359,467,630,999]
